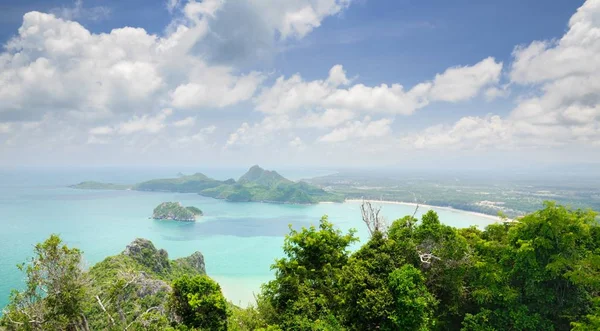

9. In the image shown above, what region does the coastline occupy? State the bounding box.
[342,199,506,222]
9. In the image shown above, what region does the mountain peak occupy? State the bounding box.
[238,165,291,187]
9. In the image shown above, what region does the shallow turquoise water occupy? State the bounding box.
[0,168,497,309]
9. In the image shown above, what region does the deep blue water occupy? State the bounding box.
[0,167,497,309]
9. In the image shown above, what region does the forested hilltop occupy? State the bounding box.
[70,165,344,204]
[2,202,599,330]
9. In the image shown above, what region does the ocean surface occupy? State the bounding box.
[0,167,498,309]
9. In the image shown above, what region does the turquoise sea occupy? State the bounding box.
[0,167,498,310]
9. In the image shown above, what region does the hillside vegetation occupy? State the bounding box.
[2,202,599,330]
[152,202,202,221]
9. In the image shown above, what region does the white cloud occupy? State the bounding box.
[510,0,600,84]
[289,136,306,150]
[402,115,512,149]
[117,109,173,135]
[88,109,173,140]
[255,58,502,116]
[225,116,293,148]
[89,126,114,135]
[298,108,355,128]
[184,0,224,21]
[265,0,352,39]
[319,117,393,143]
[0,7,261,122]
[484,86,509,101]
[0,123,11,134]
[507,0,600,144]
[403,0,600,151]
[170,71,264,109]
[201,125,217,134]
[51,0,111,21]
[226,122,251,147]
[176,125,217,144]
[167,0,181,13]
[172,116,196,127]
[428,57,503,102]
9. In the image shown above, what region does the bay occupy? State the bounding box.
[0,167,497,309]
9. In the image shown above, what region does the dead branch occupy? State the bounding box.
[361,200,387,236]
[124,306,160,330]
[411,204,420,220]
[95,295,115,325]
[418,252,441,267]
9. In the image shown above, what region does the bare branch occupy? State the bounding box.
[125,306,160,330]
[360,199,387,237]
[411,204,420,220]
[95,295,115,325]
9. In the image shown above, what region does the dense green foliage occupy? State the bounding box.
[251,202,600,330]
[2,202,599,330]
[1,237,208,330]
[186,206,203,216]
[171,275,228,330]
[152,202,199,221]
[73,165,344,204]
[2,235,87,330]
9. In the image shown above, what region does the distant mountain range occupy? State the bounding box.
[70,165,344,204]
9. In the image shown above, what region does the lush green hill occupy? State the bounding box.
[71,166,344,204]
[238,165,292,187]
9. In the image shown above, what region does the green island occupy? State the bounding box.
[2,202,599,330]
[71,165,344,204]
[152,202,203,222]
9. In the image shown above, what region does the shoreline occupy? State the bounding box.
[342,199,506,222]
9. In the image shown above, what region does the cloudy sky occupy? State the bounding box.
[0,0,598,168]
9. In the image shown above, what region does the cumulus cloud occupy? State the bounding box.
[289,136,306,150]
[0,123,11,134]
[508,0,600,143]
[255,58,502,116]
[175,125,218,144]
[172,116,196,127]
[172,0,353,65]
[0,5,262,122]
[225,116,293,148]
[89,109,173,139]
[484,86,509,101]
[403,0,600,151]
[402,115,511,149]
[298,108,355,128]
[170,71,264,109]
[50,0,111,21]
[428,57,503,102]
[319,117,393,143]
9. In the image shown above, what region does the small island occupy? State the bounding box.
[152,202,202,222]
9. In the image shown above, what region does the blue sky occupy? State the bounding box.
[0,0,597,168]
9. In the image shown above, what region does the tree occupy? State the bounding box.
[261,216,357,329]
[338,231,400,330]
[506,202,599,330]
[170,275,228,330]
[1,234,88,331]
[388,265,436,330]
